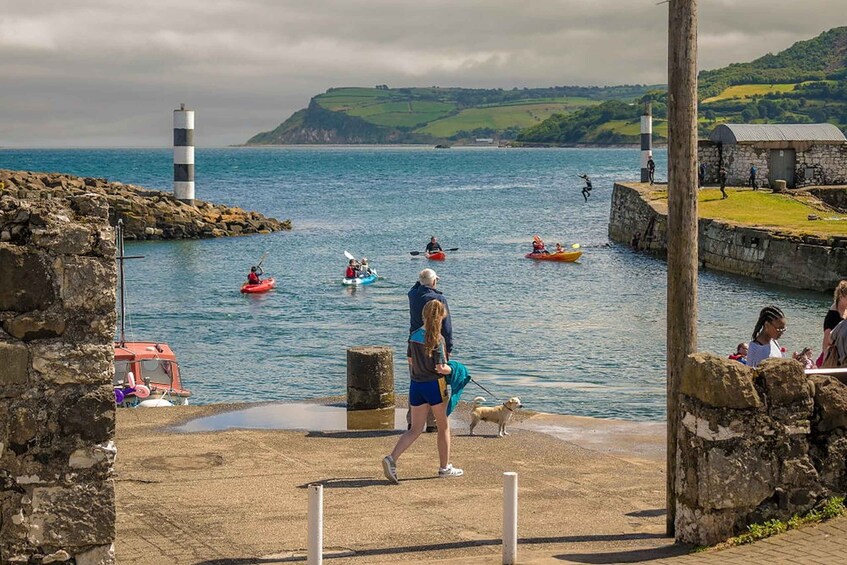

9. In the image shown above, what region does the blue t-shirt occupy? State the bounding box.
[407,327,446,382]
[747,339,782,367]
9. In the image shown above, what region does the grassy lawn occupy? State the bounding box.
[702,83,798,104]
[595,119,668,138]
[650,188,847,236]
[416,102,592,137]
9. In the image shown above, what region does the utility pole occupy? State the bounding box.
[666,0,699,538]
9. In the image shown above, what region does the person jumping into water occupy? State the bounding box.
[579,174,593,202]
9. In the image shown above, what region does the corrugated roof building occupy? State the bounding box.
[699,123,847,188]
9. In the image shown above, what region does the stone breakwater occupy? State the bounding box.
[0,169,291,241]
[609,182,847,292]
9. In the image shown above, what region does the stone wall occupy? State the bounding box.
[1,189,117,562]
[1,169,291,240]
[675,353,847,546]
[609,183,847,291]
[697,142,847,188]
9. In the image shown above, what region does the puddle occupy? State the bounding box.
[175,403,407,433]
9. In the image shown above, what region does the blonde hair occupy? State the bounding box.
[422,300,447,355]
[833,280,847,310]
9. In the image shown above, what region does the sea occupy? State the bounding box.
[0,147,832,421]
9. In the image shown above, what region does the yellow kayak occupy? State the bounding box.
[525,251,583,262]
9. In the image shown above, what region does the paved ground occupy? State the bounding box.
[114,402,846,564]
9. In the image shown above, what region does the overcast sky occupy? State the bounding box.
[0,0,842,147]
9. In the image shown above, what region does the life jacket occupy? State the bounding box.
[248,272,261,285]
[345,266,356,279]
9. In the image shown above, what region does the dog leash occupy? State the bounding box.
[470,378,505,403]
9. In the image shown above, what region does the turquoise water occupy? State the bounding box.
[0,147,830,420]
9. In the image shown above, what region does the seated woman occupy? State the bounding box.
[555,243,565,253]
[532,236,549,254]
[747,306,786,367]
[247,265,263,285]
[728,342,748,364]
[359,258,372,276]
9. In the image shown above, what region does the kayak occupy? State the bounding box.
[525,251,583,262]
[342,272,378,286]
[425,251,446,261]
[241,277,276,293]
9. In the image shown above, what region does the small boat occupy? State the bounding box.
[425,251,446,261]
[113,220,191,407]
[342,272,378,286]
[241,277,276,294]
[525,251,583,262]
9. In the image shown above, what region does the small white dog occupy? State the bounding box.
[469,396,522,437]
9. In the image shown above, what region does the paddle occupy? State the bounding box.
[344,250,356,261]
[409,247,459,256]
[255,251,269,268]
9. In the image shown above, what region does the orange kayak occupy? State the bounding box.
[525,251,582,262]
[426,251,446,261]
[241,277,276,293]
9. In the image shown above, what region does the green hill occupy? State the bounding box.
[245,85,657,145]
[518,27,847,146]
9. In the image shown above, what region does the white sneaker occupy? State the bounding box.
[438,464,464,478]
[382,455,399,484]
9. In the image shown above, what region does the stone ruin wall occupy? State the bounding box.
[0,189,116,562]
[676,354,847,546]
[609,183,847,292]
[697,142,847,188]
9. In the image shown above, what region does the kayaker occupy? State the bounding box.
[359,258,372,276]
[382,299,463,484]
[532,236,549,255]
[247,265,263,285]
[426,236,443,254]
[555,243,564,253]
[747,306,787,367]
[345,259,359,279]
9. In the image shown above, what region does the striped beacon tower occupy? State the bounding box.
[640,101,652,183]
[173,103,195,205]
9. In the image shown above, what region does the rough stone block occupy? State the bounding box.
[24,481,115,548]
[2,310,65,341]
[811,376,847,432]
[699,447,775,510]
[30,343,113,385]
[682,352,761,409]
[760,358,812,407]
[57,385,115,443]
[57,256,115,313]
[675,504,737,546]
[0,245,57,312]
[0,341,28,385]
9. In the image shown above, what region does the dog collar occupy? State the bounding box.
[503,403,513,412]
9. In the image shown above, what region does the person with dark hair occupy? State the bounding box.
[747,306,786,367]
[425,236,443,254]
[818,280,847,367]
[579,174,593,202]
[698,163,706,187]
[719,166,728,199]
[728,342,748,364]
[647,156,656,185]
[247,265,263,285]
[749,164,758,190]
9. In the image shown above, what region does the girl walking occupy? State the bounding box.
[382,300,463,484]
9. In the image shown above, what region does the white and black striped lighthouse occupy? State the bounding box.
[640,101,652,183]
[173,103,195,205]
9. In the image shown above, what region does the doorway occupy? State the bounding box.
[769,149,796,188]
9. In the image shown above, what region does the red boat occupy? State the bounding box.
[113,220,191,407]
[241,277,276,294]
[426,251,446,261]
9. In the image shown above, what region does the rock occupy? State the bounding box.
[811,376,847,432]
[27,481,116,546]
[0,246,57,312]
[0,341,29,385]
[30,343,113,385]
[681,352,762,409]
[75,543,116,565]
[57,256,115,313]
[2,310,66,341]
[58,385,115,442]
[760,359,812,406]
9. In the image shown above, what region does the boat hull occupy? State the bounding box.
[525,251,583,262]
[425,251,446,260]
[241,277,276,294]
[342,273,378,286]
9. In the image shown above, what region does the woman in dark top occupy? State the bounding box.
[382,300,463,484]
[819,280,847,367]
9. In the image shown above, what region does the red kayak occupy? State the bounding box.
[241,277,276,294]
[425,251,446,261]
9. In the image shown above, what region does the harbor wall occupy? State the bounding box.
[675,354,847,545]
[609,182,847,291]
[1,169,290,240]
[0,190,117,562]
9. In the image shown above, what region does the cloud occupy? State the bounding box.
[0,0,843,146]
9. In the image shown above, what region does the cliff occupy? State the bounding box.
[0,169,290,241]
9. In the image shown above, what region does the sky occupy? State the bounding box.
[0,0,843,147]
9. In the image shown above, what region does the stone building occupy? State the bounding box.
[698,123,847,188]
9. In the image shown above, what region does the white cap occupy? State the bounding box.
[419,268,437,285]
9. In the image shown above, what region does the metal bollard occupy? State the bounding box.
[308,483,323,565]
[503,472,518,564]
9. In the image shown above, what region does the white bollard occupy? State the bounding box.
[308,483,323,565]
[503,472,518,565]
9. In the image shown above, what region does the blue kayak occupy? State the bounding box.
[342,272,378,286]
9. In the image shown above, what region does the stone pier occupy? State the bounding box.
[1,188,117,562]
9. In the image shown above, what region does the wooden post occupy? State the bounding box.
[666,0,699,538]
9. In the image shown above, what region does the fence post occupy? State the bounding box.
[308,483,323,565]
[503,472,518,564]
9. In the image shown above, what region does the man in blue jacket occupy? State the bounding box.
[407,268,453,431]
